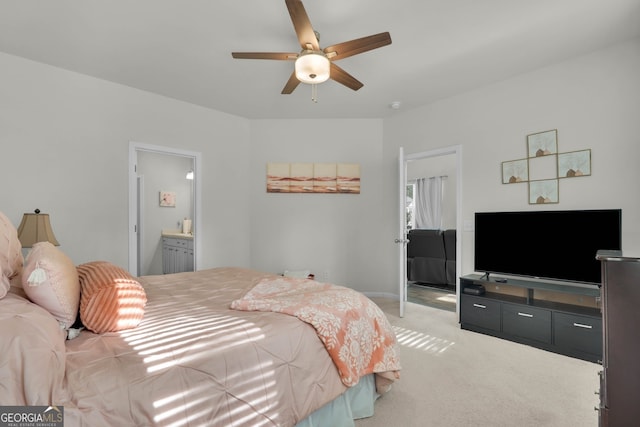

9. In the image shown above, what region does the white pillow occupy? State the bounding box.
[283,269,312,279]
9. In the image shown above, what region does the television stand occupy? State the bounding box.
[460,274,602,362]
[481,272,509,285]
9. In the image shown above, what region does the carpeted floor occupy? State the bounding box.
[356,298,601,427]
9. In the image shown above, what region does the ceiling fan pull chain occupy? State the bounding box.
[311,83,318,103]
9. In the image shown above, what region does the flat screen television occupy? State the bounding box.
[474,209,622,284]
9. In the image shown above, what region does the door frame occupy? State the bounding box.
[128,141,202,276]
[399,144,463,320]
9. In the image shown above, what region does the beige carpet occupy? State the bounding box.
[356,299,600,427]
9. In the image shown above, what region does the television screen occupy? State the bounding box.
[474,209,621,284]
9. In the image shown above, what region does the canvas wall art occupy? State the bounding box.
[160,191,176,207]
[267,162,360,194]
[501,129,592,204]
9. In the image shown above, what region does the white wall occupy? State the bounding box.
[0,52,252,270]
[248,119,395,296]
[384,37,640,283]
[2,37,638,300]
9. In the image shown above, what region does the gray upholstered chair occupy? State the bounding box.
[406,229,447,285]
[443,229,456,286]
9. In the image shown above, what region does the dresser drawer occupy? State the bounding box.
[502,303,552,344]
[460,295,501,332]
[554,312,602,357]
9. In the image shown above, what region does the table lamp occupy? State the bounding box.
[17,209,60,247]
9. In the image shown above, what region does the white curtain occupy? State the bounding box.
[415,176,443,229]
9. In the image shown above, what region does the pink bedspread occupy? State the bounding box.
[230,276,401,387]
[1,267,400,426]
[62,268,352,426]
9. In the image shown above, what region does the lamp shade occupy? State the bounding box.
[17,210,60,247]
[295,51,330,84]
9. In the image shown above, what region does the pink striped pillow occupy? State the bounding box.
[77,261,147,333]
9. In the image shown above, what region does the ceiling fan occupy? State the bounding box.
[231,0,392,95]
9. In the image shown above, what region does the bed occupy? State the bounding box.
[0,212,400,426]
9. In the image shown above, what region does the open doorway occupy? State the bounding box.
[128,142,202,277]
[406,154,457,312]
[398,145,462,319]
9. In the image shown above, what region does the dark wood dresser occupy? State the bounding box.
[596,250,640,426]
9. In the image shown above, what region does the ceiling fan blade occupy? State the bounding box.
[285,0,319,51]
[232,52,298,60]
[281,71,301,94]
[329,63,363,91]
[324,32,392,61]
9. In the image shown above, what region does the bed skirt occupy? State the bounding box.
[296,374,377,427]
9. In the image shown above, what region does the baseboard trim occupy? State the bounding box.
[363,292,399,300]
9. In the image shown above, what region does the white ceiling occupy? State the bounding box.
[1,0,639,119]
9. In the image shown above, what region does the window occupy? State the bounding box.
[406,182,415,231]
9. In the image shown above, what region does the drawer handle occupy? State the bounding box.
[473,303,486,309]
[517,312,534,318]
[573,322,593,329]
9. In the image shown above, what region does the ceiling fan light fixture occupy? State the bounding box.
[295,50,330,84]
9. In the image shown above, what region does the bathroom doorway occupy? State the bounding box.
[128,142,201,277]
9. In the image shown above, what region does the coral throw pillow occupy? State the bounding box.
[77,261,147,333]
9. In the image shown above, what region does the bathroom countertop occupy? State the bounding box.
[161,229,194,239]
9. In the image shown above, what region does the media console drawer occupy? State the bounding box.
[553,312,602,357]
[502,303,552,344]
[460,274,602,362]
[460,295,501,332]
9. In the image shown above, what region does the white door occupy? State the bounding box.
[136,175,144,276]
[397,147,408,317]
